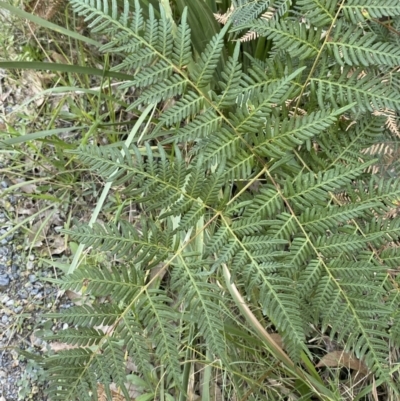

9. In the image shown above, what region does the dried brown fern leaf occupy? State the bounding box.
[213,6,233,25]
[362,142,394,157]
[26,0,65,22]
[373,108,400,138]
[239,30,259,42]
[239,7,276,42]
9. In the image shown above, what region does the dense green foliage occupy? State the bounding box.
[30,0,400,399]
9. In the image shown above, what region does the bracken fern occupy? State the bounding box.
[36,0,400,399]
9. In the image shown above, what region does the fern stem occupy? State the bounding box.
[201,349,212,401]
[179,325,194,401]
[222,264,292,365]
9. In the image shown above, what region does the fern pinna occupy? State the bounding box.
[40,0,400,399]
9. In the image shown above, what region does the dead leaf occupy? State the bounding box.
[27,209,63,247]
[270,333,283,349]
[48,235,67,255]
[22,70,45,106]
[316,351,369,375]
[10,178,37,194]
[97,384,130,401]
[50,342,79,352]
[50,51,68,64]
[16,207,36,216]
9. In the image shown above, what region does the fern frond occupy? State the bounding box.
[159,91,205,127]
[63,220,170,264]
[46,304,120,327]
[232,20,321,59]
[329,23,400,66]
[296,0,335,26]
[319,114,386,167]
[137,289,182,386]
[230,0,271,25]
[131,60,172,88]
[56,264,142,303]
[232,67,304,134]
[99,339,131,400]
[117,312,154,383]
[255,107,351,157]
[43,349,96,401]
[312,68,400,112]
[128,74,187,109]
[343,0,400,23]
[161,109,222,143]
[42,0,400,396]
[299,202,381,235]
[217,42,243,108]
[171,256,228,362]
[172,7,191,67]
[285,164,373,211]
[191,22,231,88]
[42,328,104,347]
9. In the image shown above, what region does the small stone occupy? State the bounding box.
[31,335,43,348]
[28,274,37,283]
[26,261,34,270]
[0,274,10,288]
[5,299,14,307]
[1,315,8,323]
[0,295,9,304]
[0,181,7,188]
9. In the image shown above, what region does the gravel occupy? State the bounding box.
[0,181,71,400]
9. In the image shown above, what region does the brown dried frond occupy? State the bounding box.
[240,30,259,42]
[214,6,234,25]
[384,205,399,219]
[97,384,126,401]
[362,142,394,157]
[373,108,400,138]
[261,7,276,21]
[26,0,65,21]
[239,7,276,42]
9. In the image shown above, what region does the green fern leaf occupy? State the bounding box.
[172,7,192,67]
[312,68,400,112]
[296,0,335,26]
[232,20,320,59]
[137,290,182,387]
[46,304,121,328]
[343,0,400,23]
[191,22,231,88]
[329,23,400,66]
